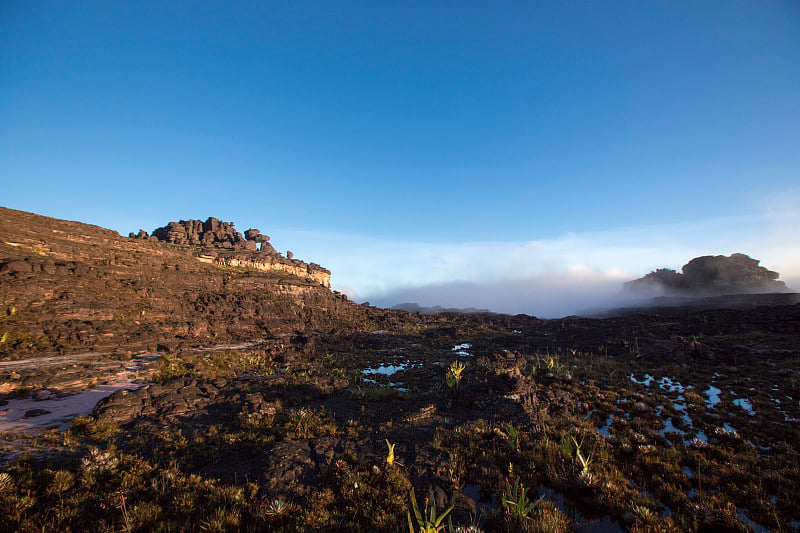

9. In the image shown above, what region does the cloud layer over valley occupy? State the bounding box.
[272,204,800,317]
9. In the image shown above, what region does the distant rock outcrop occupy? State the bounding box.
[625,253,788,295]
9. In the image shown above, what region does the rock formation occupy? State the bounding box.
[625,253,788,295]
[133,217,329,286]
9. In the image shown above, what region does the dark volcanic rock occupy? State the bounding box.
[625,253,788,295]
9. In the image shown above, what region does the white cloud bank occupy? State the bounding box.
[270,197,800,317]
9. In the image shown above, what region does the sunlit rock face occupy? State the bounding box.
[625,253,788,295]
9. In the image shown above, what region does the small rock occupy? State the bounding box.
[32,389,54,401]
[23,408,51,418]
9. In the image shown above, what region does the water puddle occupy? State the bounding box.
[451,343,473,356]
[733,397,755,416]
[673,397,693,427]
[361,362,417,391]
[596,414,614,438]
[629,373,654,386]
[657,376,686,393]
[362,362,415,377]
[723,422,737,433]
[660,418,687,441]
[705,385,721,408]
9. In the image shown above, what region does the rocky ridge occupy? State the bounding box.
[0,207,391,359]
[133,217,331,288]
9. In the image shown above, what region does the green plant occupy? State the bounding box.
[407,487,454,533]
[505,422,520,452]
[502,477,543,520]
[446,361,466,388]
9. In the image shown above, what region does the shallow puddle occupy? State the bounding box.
[705,385,721,408]
[451,343,473,356]
[657,376,686,393]
[733,397,755,416]
[629,373,654,386]
[596,414,614,438]
[361,362,414,376]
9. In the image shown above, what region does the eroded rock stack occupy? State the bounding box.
[625,253,788,295]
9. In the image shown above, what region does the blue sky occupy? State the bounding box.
[2,1,799,315]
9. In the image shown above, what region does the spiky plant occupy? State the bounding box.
[502,477,543,520]
[407,487,454,533]
[446,361,467,388]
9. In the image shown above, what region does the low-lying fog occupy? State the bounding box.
[272,211,798,318]
[368,275,798,318]
[368,274,642,318]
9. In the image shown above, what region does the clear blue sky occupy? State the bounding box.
[2,1,799,314]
